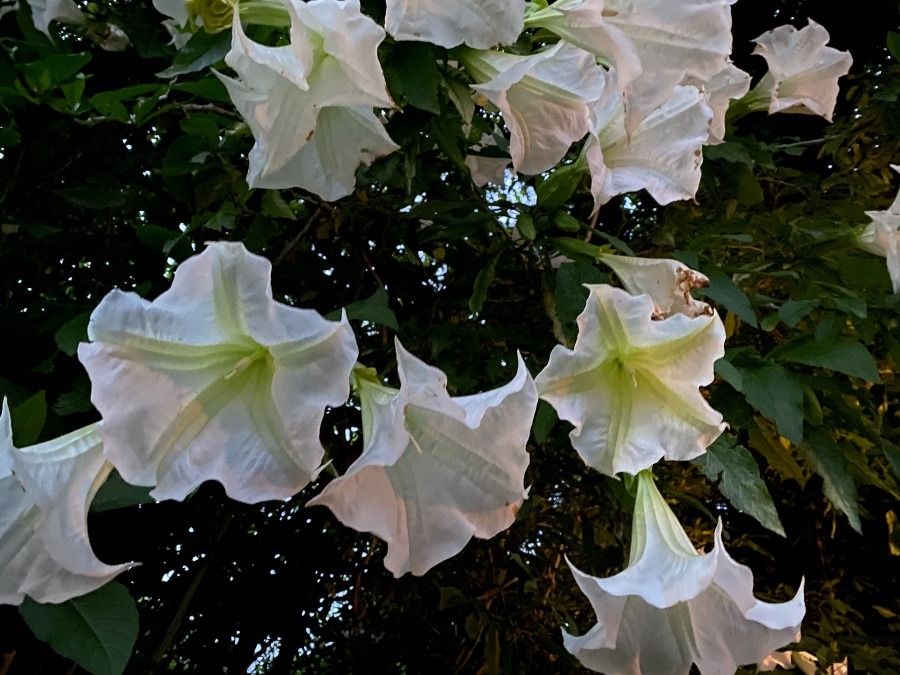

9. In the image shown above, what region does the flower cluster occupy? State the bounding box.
[7,0,870,670]
[140,0,852,206]
[532,253,806,672]
[2,241,537,603]
[0,237,809,672]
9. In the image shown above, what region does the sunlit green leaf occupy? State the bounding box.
[695,436,785,536]
[734,363,804,443]
[803,428,862,533]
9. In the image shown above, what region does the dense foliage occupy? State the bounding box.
[1,0,899,673]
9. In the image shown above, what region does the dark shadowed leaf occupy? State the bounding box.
[20,582,139,675]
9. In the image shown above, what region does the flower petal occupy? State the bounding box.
[686,62,751,145]
[598,253,712,318]
[386,0,523,49]
[470,42,607,175]
[857,166,900,293]
[525,0,642,91]
[27,0,86,37]
[592,84,713,208]
[605,0,735,130]
[273,106,400,200]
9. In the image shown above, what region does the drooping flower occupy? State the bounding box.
[78,241,358,503]
[523,0,642,94]
[685,61,751,144]
[308,340,538,577]
[585,71,713,212]
[26,0,86,37]
[598,253,713,318]
[749,19,853,121]
[1,400,135,605]
[216,0,399,200]
[385,0,523,49]
[564,471,805,674]
[534,284,725,476]
[603,0,736,131]
[856,165,900,293]
[461,42,607,176]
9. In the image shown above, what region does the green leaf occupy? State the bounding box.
[173,77,232,103]
[550,237,606,262]
[803,428,862,533]
[19,53,91,93]
[442,76,475,133]
[552,211,581,233]
[516,212,536,240]
[734,364,804,443]
[244,214,280,252]
[157,30,231,78]
[204,202,238,232]
[748,424,806,486]
[469,255,499,314]
[57,186,126,209]
[704,140,754,166]
[11,391,47,447]
[343,288,399,331]
[532,400,558,444]
[89,85,161,122]
[889,31,900,62]
[384,43,442,114]
[714,358,743,391]
[0,125,21,147]
[736,167,764,205]
[536,163,584,212]
[134,224,192,260]
[777,299,818,328]
[54,381,93,417]
[20,582,139,675]
[430,116,467,173]
[55,312,91,356]
[180,114,221,147]
[772,336,881,382]
[261,191,297,221]
[694,437,785,536]
[554,261,603,331]
[882,440,900,481]
[90,470,154,512]
[701,271,758,327]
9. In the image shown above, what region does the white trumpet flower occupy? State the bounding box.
[1,400,135,605]
[750,19,853,121]
[78,242,358,503]
[564,471,806,674]
[535,284,725,476]
[309,341,537,577]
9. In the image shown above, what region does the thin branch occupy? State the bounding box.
[150,512,234,665]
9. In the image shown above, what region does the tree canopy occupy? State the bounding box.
[1,0,899,673]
